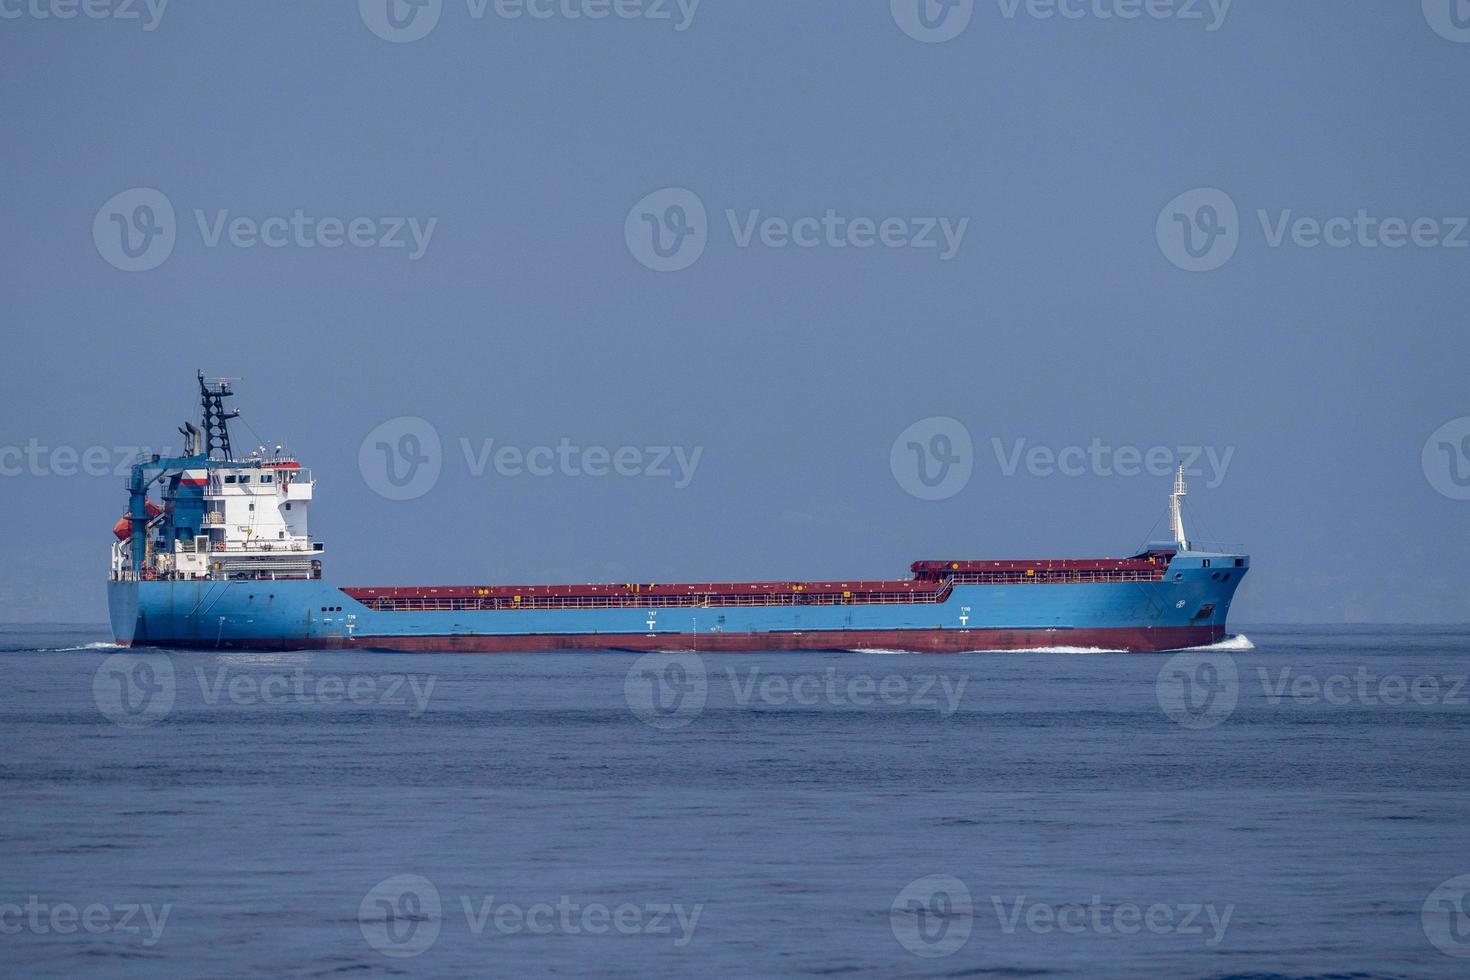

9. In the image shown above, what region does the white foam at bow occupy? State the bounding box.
[1180,633,1255,652]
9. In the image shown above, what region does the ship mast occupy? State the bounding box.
[1168,466,1190,551]
[198,371,240,461]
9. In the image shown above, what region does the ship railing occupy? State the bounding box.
[1182,540,1248,555]
[205,468,313,490]
[209,541,319,552]
[359,588,956,613]
[950,569,1165,585]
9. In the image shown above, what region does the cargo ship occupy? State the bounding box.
[107,376,1248,652]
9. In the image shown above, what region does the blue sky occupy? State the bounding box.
[2,1,1468,622]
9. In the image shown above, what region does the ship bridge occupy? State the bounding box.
[109,374,324,583]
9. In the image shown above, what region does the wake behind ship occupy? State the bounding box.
[107,376,1248,653]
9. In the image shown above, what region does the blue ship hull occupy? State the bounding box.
[108,552,1245,653]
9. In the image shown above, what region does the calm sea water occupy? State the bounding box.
[1,624,1468,978]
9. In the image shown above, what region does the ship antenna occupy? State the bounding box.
[1168,466,1190,551]
[197,370,241,461]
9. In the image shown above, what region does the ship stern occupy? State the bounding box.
[107,579,140,647]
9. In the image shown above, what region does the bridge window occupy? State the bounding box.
[224,475,237,484]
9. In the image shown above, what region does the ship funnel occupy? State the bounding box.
[1168,466,1190,551]
[177,423,204,456]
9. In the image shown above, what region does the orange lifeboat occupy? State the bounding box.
[112,501,164,540]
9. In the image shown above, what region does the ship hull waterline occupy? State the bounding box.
[109,625,1224,653]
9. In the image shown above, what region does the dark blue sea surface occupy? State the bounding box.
[1,624,1468,978]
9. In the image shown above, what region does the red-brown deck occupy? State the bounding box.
[342,553,1174,612]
